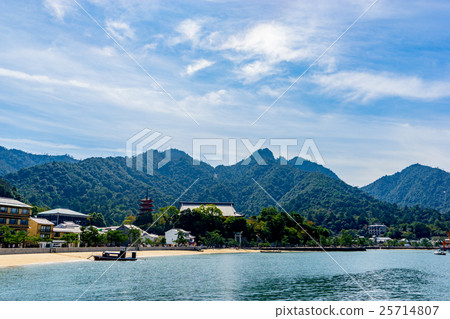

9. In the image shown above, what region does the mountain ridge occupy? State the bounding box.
[0,146,78,175]
[362,163,450,213]
[4,148,447,234]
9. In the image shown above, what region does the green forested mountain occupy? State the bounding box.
[0,146,78,175]
[362,164,450,213]
[4,149,448,233]
[0,178,23,200]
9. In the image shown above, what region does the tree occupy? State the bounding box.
[7,231,28,247]
[122,215,136,225]
[173,206,224,238]
[419,238,432,247]
[0,225,13,247]
[61,233,80,246]
[80,226,105,247]
[413,222,431,239]
[387,227,402,239]
[144,237,154,246]
[25,235,40,247]
[31,205,50,217]
[106,230,128,246]
[223,216,247,238]
[89,212,107,227]
[134,212,153,230]
[339,230,354,246]
[174,230,188,246]
[127,228,142,247]
[199,230,225,247]
[149,206,178,234]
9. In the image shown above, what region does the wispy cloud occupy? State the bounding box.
[105,20,135,41]
[222,23,314,63]
[0,67,90,88]
[171,19,203,46]
[43,0,73,21]
[0,67,179,114]
[0,137,80,152]
[313,71,450,102]
[184,59,215,76]
[238,60,275,83]
[1,0,450,186]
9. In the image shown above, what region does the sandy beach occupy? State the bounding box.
[0,249,257,268]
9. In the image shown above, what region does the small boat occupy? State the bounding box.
[434,250,446,255]
[92,250,137,261]
[260,249,282,253]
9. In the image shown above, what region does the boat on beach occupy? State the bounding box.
[92,250,137,261]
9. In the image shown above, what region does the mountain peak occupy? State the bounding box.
[256,148,275,162]
[362,163,450,212]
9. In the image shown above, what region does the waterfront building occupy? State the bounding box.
[178,201,243,217]
[116,224,159,244]
[375,237,392,244]
[97,224,159,245]
[29,217,54,239]
[0,197,31,232]
[368,224,388,236]
[53,221,82,247]
[97,226,119,234]
[37,208,89,226]
[165,228,195,245]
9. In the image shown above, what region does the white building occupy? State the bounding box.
[374,237,392,244]
[53,221,82,247]
[38,208,89,226]
[117,224,159,242]
[165,228,195,245]
[368,224,388,236]
[179,202,243,217]
[98,224,159,245]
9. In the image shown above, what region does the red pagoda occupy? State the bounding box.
[139,188,154,216]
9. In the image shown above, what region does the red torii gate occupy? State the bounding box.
[442,231,450,251]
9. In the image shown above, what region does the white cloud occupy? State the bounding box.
[258,85,284,98]
[92,46,117,57]
[181,89,228,107]
[0,67,178,114]
[219,22,319,82]
[222,23,312,63]
[171,19,202,45]
[238,60,275,83]
[313,71,450,102]
[0,67,89,87]
[106,20,135,41]
[0,137,80,152]
[44,0,73,21]
[184,59,215,76]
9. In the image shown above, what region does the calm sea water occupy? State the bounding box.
[0,250,449,301]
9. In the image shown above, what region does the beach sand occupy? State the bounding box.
[0,249,257,268]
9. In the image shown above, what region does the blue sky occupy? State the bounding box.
[0,0,449,186]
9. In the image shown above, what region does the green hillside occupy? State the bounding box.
[0,178,23,201]
[4,149,448,233]
[362,164,450,213]
[0,146,78,175]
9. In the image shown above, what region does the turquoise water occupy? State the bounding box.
[0,250,449,300]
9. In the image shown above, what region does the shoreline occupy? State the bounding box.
[0,248,258,269]
[0,246,439,269]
